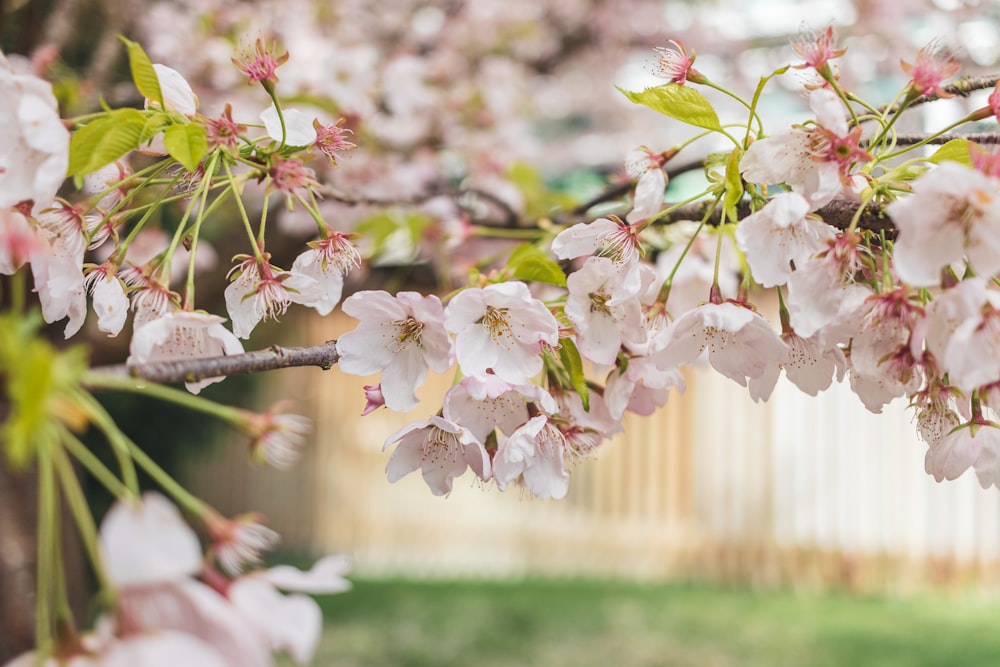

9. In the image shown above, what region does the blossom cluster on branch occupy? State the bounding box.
[4,13,1000,667]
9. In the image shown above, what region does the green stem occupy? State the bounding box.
[264,84,288,151]
[52,443,115,597]
[36,436,57,653]
[700,79,764,136]
[657,194,722,305]
[72,389,140,497]
[82,372,251,428]
[59,426,133,500]
[125,435,206,516]
[224,160,267,262]
[183,152,221,308]
[877,112,984,162]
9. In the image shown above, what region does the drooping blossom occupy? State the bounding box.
[337,290,452,412]
[444,281,559,386]
[228,556,350,665]
[361,384,386,416]
[735,192,837,288]
[779,330,846,396]
[128,310,244,393]
[493,415,572,500]
[245,409,310,469]
[604,355,685,420]
[382,415,490,496]
[655,301,789,401]
[442,375,557,443]
[224,257,321,339]
[784,232,869,340]
[623,146,666,223]
[928,279,1000,393]
[552,216,643,294]
[926,421,1000,489]
[206,511,280,576]
[886,161,1000,287]
[85,264,130,336]
[289,232,360,317]
[741,88,869,209]
[0,54,70,215]
[564,256,644,365]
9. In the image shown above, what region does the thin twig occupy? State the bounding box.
[892,132,1000,146]
[87,340,340,385]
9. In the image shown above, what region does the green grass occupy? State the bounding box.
[298,579,1000,667]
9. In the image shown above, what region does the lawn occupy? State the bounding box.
[297,578,1000,667]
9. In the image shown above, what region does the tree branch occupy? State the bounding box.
[87,340,340,385]
[656,196,896,235]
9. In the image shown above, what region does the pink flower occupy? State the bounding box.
[735,192,837,288]
[0,57,70,215]
[604,356,685,420]
[224,257,321,339]
[442,375,551,443]
[887,161,1000,287]
[780,330,846,396]
[313,118,357,166]
[233,38,289,87]
[926,421,1000,487]
[741,88,867,209]
[552,216,644,297]
[564,256,645,365]
[624,147,666,224]
[85,264,130,336]
[656,301,789,400]
[652,41,701,85]
[382,415,490,496]
[493,415,572,499]
[206,512,279,576]
[246,410,312,469]
[202,104,245,154]
[289,233,360,317]
[901,40,959,98]
[0,208,43,275]
[128,310,244,394]
[228,555,351,664]
[361,384,386,416]
[337,290,452,412]
[444,282,559,386]
[791,25,845,72]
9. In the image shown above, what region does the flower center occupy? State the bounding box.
[481,305,513,345]
[589,290,612,315]
[393,316,424,349]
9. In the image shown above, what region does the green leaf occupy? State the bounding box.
[722,148,745,223]
[164,123,208,172]
[927,138,972,166]
[617,83,722,132]
[507,244,567,287]
[558,337,590,411]
[505,162,577,219]
[68,108,147,177]
[119,37,162,107]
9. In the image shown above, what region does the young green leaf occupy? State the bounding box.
[617,83,722,132]
[558,337,590,411]
[926,138,972,166]
[164,123,209,173]
[119,37,163,108]
[507,243,568,287]
[722,148,745,223]
[68,108,147,177]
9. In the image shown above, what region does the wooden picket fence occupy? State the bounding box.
[184,312,1000,592]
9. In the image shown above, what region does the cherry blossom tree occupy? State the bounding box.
[5,1,1000,664]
